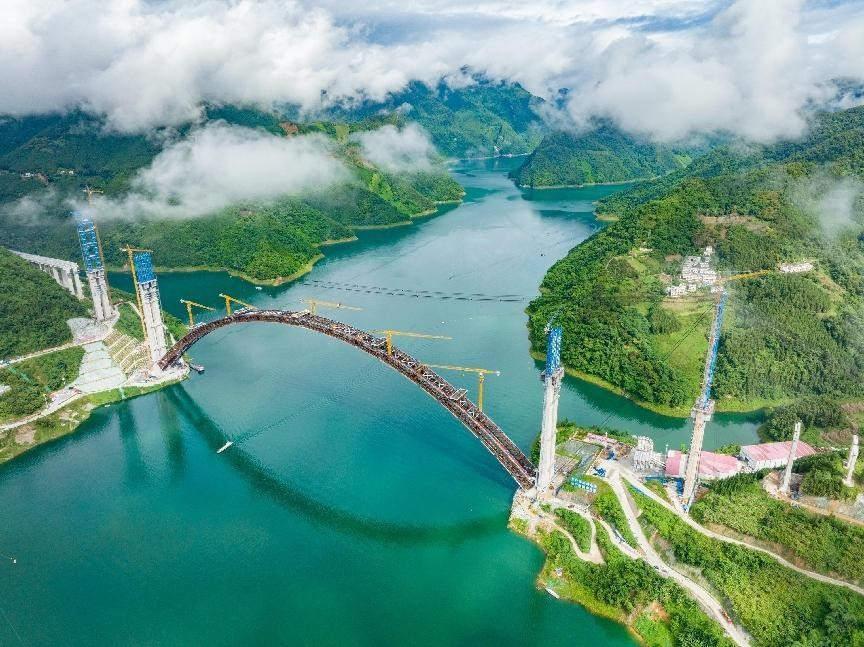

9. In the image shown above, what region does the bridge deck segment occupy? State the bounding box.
[159,309,537,489]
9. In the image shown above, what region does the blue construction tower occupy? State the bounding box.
[75,211,112,321]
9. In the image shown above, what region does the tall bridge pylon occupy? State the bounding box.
[537,325,563,494]
[158,309,537,489]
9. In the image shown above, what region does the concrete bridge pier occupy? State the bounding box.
[536,326,563,496]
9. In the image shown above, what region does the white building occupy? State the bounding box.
[779,261,813,274]
[739,440,816,471]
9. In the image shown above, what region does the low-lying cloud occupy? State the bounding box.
[90,123,347,219]
[352,124,437,171]
[1,0,863,142]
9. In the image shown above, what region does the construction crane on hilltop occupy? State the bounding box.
[180,299,215,327]
[219,293,256,316]
[372,329,452,356]
[301,298,362,315]
[425,364,500,411]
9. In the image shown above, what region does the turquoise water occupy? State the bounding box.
[0,158,760,645]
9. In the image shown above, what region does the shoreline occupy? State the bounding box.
[514,178,650,191]
[107,198,465,287]
[529,350,772,418]
[0,372,187,468]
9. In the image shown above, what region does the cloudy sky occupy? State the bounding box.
[1,0,862,142]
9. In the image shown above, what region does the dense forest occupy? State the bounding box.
[527,106,864,411]
[0,108,463,282]
[326,78,545,158]
[0,248,86,359]
[510,124,696,188]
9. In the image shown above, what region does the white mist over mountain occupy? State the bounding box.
[1,0,862,142]
[87,123,348,219]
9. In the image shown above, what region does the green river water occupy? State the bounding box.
[0,158,760,645]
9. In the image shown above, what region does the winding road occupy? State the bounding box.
[603,466,752,647]
[615,467,864,597]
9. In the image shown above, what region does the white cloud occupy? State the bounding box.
[0,0,862,142]
[352,124,437,171]
[89,123,347,218]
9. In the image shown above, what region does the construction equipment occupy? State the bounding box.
[300,298,362,315]
[424,363,499,411]
[219,293,256,316]
[372,330,452,356]
[120,245,152,340]
[180,299,216,327]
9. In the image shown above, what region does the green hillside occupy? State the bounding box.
[329,79,544,158]
[527,106,864,413]
[0,111,464,283]
[0,248,86,359]
[510,125,695,188]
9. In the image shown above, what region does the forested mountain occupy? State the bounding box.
[0,109,464,282]
[0,248,86,359]
[326,78,544,158]
[527,106,864,413]
[510,125,696,188]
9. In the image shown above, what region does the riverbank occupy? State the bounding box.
[108,199,465,287]
[0,370,187,467]
[530,350,779,419]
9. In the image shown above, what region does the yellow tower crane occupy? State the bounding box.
[424,364,500,411]
[120,245,152,340]
[219,293,256,316]
[300,298,362,315]
[372,330,452,356]
[180,299,216,327]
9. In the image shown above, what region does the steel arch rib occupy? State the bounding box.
[159,309,537,489]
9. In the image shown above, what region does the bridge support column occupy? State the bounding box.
[86,268,112,321]
[537,367,563,494]
[844,434,859,487]
[780,421,802,495]
[537,326,564,495]
[132,251,167,375]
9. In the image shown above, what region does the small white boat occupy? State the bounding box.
[217,441,233,454]
[544,587,560,599]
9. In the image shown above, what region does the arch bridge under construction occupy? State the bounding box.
[159,308,538,489]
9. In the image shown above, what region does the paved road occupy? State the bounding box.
[605,466,752,647]
[616,468,864,597]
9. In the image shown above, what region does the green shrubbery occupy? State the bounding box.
[638,490,864,645]
[540,524,731,647]
[0,249,87,359]
[0,347,84,421]
[591,480,637,547]
[691,476,864,584]
[554,508,591,552]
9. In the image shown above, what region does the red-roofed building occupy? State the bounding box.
[665,450,741,480]
[739,440,816,471]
